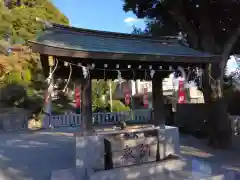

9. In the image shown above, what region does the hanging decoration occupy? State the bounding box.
[54,59,203,77]
[62,62,72,93]
[44,89,48,104]
[44,88,51,104]
[42,56,57,129]
[96,80,100,96]
[82,66,88,79]
[50,60,204,106]
[123,83,131,105]
[117,70,124,84]
[143,86,149,108]
[75,87,81,114]
[178,79,186,104]
[44,56,57,114]
[43,83,54,128]
[150,69,155,78]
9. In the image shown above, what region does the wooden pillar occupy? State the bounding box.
[81,78,93,132]
[152,76,165,128]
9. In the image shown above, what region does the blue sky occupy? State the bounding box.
[50,0,239,74]
[51,0,146,33]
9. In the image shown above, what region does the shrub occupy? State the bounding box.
[4,70,32,85]
[0,83,27,106]
[111,100,130,112]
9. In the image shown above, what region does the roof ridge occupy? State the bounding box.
[50,23,178,43]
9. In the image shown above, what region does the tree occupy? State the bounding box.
[0,0,12,39]
[0,0,69,42]
[0,0,69,114]
[133,18,178,37]
[132,26,147,35]
[123,0,240,148]
[92,80,109,111]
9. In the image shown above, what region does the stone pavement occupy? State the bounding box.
[90,158,236,180]
[0,127,78,180]
[180,135,240,174]
[0,127,239,180]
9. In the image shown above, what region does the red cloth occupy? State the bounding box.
[143,87,148,108]
[123,84,131,105]
[178,80,186,104]
[75,88,81,108]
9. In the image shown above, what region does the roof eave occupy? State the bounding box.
[28,41,220,63]
[51,23,180,42]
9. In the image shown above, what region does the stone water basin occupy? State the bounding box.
[74,125,180,179]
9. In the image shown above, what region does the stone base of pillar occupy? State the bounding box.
[157,126,180,159]
[77,130,96,136]
[75,133,105,179]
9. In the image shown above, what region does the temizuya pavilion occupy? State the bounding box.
[28,23,219,131]
[28,23,225,179]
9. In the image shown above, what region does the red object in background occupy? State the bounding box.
[44,90,49,103]
[75,87,81,108]
[178,80,186,104]
[124,93,131,105]
[123,84,131,105]
[143,87,148,108]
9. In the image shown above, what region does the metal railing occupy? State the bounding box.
[43,109,152,128]
[39,111,240,135]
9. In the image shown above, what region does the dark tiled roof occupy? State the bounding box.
[33,24,217,59]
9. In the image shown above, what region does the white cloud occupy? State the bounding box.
[124,17,139,25]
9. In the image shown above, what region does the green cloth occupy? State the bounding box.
[75,108,81,114]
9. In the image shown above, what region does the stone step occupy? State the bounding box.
[51,167,95,180]
[89,159,236,180]
[51,168,235,180]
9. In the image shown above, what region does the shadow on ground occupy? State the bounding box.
[0,127,79,180]
[180,135,240,175]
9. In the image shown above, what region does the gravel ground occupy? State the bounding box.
[0,127,239,180]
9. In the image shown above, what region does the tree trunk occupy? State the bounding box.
[167,2,240,148]
[203,24,240,148]
[203,63,232,148]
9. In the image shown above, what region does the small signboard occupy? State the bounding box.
[105,137,158,168]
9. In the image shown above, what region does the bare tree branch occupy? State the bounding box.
[168,2,199,49]
[221,24,240,74]
[222,24,240,61]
